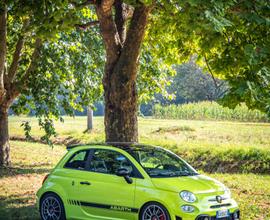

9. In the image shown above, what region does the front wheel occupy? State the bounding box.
[140,202,171,220]
[40,193,66,220]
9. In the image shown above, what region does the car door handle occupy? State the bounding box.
[80,181,91,185]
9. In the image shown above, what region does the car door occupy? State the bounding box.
[57,149,92,219]
[70,148,137,220]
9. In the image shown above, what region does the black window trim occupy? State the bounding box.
[63,148,144,179]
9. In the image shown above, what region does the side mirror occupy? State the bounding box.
[116,168,133,184]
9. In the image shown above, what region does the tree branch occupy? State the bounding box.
[117,4,152,80]
[96,0,121,62]
[7,21,30,83]
[114,0,125,44]
[7,36,25,83]
[0,3,7,97]
[114,0,133,44]
[19,38,42,89]
[75,20,99,30]
[204,54,219,89]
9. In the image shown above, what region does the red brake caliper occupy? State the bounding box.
[160,214,166,220]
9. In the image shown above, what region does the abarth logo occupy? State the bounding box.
[216,196,222,203]
[110,205,132,212]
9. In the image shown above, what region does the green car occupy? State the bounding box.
[36,143,240,220]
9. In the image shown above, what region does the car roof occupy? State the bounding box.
[66,142,161,153]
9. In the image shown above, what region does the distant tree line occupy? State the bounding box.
[140,61,228,116]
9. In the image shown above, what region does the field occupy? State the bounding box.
[153,102,269,122]
[9,116,270,150]
[1,116,270,219]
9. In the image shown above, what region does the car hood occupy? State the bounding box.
[151,174,226,194]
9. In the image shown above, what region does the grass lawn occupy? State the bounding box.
[9,116,270,150]
[1,117,270,219]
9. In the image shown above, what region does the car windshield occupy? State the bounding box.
[129,148,198,178]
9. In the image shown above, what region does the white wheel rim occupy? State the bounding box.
[41,196,62,220]
[142,205,166,220]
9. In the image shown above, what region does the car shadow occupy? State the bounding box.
[0,166,51,178]
[0,193,40,220]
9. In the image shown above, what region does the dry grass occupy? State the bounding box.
[0,142,66,219]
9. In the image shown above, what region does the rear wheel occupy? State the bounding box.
[40,193,66,220]
[140,202,171,220]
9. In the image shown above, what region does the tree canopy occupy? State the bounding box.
[0,0,269,166]
[5,0,270,120]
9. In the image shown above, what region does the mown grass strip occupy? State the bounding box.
[171,146,270,174]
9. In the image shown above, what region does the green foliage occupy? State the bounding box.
[146,0,270,115]
[12,29,104,144]
[153,101,269,122]
[5,1,105,145]
[138,44,176,103]
[20,121,32,141]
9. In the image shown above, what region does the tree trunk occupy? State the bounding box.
[0,107,10,166]
[96,3,151,143]
[87,107,93,131]
[103,63,138,143]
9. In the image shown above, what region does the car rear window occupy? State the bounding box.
[64,150,89,170]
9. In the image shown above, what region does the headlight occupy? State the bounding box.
[180,191,197,203]
[181,205,195,213]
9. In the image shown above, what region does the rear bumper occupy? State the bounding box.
[36,188,43,211]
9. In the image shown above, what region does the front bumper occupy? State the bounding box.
[172,197,239,220]
[175,208,240,220]
[195,209,240,220]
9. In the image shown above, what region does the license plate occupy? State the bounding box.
[216,209,230,218]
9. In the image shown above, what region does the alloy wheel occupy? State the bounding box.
[41,196,62,220]
[142,204,167,220]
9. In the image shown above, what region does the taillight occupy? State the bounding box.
[42,174,49,185]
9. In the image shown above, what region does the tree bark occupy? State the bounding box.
[103,65,138,142]
[0,106,10,166]
[99,4,151,143]
[0,2,7,99]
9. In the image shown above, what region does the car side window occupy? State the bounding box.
[64,150,89,170]
[89,149,134,176]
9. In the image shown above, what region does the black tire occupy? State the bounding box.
[139,202,171,220]
[40,192,66,220]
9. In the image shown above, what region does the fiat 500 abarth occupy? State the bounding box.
[37,143,240,220]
